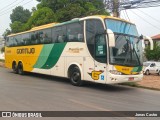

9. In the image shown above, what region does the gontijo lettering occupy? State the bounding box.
[17,48,35,54]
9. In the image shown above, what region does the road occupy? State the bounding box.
[0,67,160,120]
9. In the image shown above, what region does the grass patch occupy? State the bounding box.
[0,59,5,63]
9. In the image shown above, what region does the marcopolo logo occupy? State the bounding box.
[17,48,35,54]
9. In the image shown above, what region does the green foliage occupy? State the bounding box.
[26,7,56,28]
[37,0,109,22]
[1,47,5,53]
[56,4,85,22]
[32,7,37,13]
[2,28,11,39]
[6,0,109,34]
[10,6,31,23]
[145,43,160,61]
[10,21,24,33]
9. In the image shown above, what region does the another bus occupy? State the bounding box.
[5,15,144,86]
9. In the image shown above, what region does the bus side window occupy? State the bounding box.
[23,33,31,45]
[41,28,52,44]
[67,22,84,42]
[54,26,67,43]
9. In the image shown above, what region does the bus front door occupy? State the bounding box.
[93,34,107,84]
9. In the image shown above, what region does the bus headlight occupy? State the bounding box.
[109,70,122,75]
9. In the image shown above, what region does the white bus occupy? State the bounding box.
[5,15,144,86]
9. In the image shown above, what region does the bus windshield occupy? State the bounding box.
[105,19,143,67]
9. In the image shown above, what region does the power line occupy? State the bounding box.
[0,0,26,15]
[124,10,130,21]
[120,11,126,20]
[0,0,18,13]
[130,9,160,31]
[0,0,33,16]
[136,8,160,23]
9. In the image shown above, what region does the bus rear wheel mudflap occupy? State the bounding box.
[17,62,24,75]
[69,66,83,86]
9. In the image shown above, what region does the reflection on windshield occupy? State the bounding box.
[110,34,143,66]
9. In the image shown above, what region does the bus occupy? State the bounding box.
[5,15,144,86]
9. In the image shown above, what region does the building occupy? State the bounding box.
[151,34,160,45]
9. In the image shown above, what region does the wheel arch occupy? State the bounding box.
[67,62,83,80]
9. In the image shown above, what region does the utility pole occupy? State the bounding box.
[105,0,160,18]
[112,0,120,17]
[104,0,120,17]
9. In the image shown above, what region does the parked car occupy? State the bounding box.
[143,61,160,75]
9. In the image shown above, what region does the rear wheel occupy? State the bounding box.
[18,62,24,75]
[12,62,18,74]
[70,67,83,86]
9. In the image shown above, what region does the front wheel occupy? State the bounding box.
[18,62,24,75]
[70,67,83,86]
[145,70,150,75]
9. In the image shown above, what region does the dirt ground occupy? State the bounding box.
[0,61,160,90]
[137,74,160,90]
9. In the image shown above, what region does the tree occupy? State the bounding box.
[36,0,109,22]
[2,28,11,39]
[1,47,5,53]
[56,4,85,22]
[10,21,24,33]
[10,6,31,23]
[32,7,37,13]
[145,43,160,61]
[26,7,56,28]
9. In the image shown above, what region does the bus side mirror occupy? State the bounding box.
[107,29,115,47]
[143,36,153,50]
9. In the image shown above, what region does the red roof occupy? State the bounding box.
[151,34,160,40]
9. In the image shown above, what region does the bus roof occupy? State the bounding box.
[80,15,134,25]
[8,22,58,37]
[8,15,134,37]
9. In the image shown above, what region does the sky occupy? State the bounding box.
[0,0,39,37]
[121,7,160,37]
[0,0,160,37]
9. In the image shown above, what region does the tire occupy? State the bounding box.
[145,70,150,75]
[70,67,83,86]
[158,71,160,76]
[12,62,18,74]
[17,62,24,75]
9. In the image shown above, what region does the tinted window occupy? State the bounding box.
[40,29,52,44]
[86,19,107,63]
[22,33,31,45]
[67,22,84,42]
[30,28,52,44]
[52,26,67,43]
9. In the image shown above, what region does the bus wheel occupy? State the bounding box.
[12,62,18,74]
[70,67,83,86]
[18,62,24,75]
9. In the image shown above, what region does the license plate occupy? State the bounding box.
[128,77,134,81]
